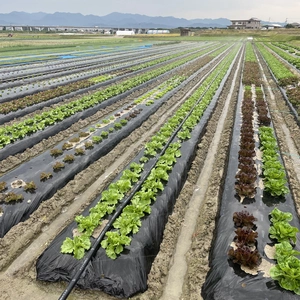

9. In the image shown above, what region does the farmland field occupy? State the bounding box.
[0,32,300,300]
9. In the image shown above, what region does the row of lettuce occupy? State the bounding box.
[60,45,239,260]
[229,208,300,295]
[252,42,298,294]
[0,45,228,150]
[234,43,261,199]
[234,43,288,200]
[256,42,300,115]
[228,42,298,295]
[0,75,185,205]
[0,44,189,87]
[0,46,213,115]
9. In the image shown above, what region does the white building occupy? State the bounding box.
[116,30,135,36]
[229,18,261,29]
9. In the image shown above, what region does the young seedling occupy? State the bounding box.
[0,182,7,192]
[53,161,65,172]
[24,181,37,193]
[92,136,102,144]
[62,143,73,150]
[78,131,90,138]
[40,172,53,181]
[69,137,80,143]
[5,192,24,203]
[100,131,109,138]
[63,154,75,163]
[114,122,122,130]
[50,148,63,157]
[75,147,85,156]
[85,141,93,149]
[120,119,128,126]
[140,156,149,163]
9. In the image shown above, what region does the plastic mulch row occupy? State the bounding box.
[35,56,231,298]
[202,83,300,300]
[0,45,214,125]
[0,76,189,238]
[0,49,224,238]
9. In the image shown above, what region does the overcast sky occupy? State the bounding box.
[1,0,300,23]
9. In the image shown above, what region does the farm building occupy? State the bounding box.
[228,17,261,29]
[180,28,195,36]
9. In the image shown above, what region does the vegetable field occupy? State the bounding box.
[0,35,300,300]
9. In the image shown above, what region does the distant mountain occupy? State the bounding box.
[0,11,231,28]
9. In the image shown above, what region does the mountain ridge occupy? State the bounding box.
[0,11,232,28]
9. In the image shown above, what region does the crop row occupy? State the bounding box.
[0,47,222,150]
[235,43,260,199]
[268,208,300,295]
[0,43,204,94]
[0,47,210,117]
[0,74,188,236]
[0,44,214,105]
[0,43,187,81]
[128,45,215,71]
[256,43,298,86]
[234,86,256,198]
[259,126,289,197]
[256,42,300,123]
[60,46,239,260]
[286,86,300,115]
[271,42,300,56]
[0,74,113,115]
[228,211,261,269]
[0,42,192,75]
[266,42,300,69]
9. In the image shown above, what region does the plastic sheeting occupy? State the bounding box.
[202,84,300,300]
[256,46,300,128]
[0,72,135,125]
[0,49,219,237]
[0,53,150,106]
[0,44,199,102]
[0,46,218,160]
[0,81,185,237]
[0,73,159,161]
[35,65,223,298]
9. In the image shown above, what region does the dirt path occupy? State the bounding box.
[160,50,243,300]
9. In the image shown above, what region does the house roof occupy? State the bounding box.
[230,17,261,22]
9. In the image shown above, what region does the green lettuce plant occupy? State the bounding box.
[269,208,300,294]
[270,255,300,295]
